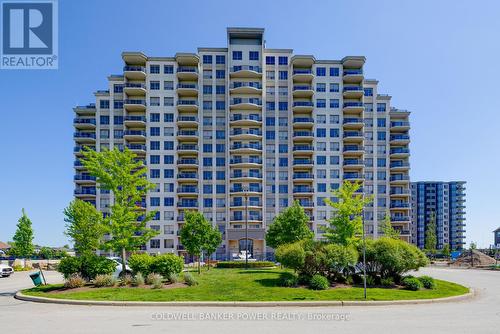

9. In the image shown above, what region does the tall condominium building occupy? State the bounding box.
[73,27,411,259]
[410,181,466,250]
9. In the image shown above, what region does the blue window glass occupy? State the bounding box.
[150,155,160,164]
[100,115,109,124]
[249,51,259,61]
[203,55,212,64]
[203,144,212,153]
[150,141,160,150]
[216,101,225,110]
[114,84,123,93]
[232,51,242,60]
[203,157,213,166]
[330,156,339,165]
[266,117,275,126]
[216,130,225,139]
[316,128,326,137]
[216,157,225,166]
[279,144,287,153]
[149,65,160,74]
[203,85,212,94]
[164,198,174,206]
[330,128,339,137]
[150,169,160,178]
[216,55,225,64]
[204,198,213,207]
[203,185,212,194]
[329,99,339,108]
[164,141,174,150]
[266,56,275,65]
[278,101,288,111]
[150,127,160,136]
[279,71,288,80]
[113,116,123,125]
[216,70,225,78]
[164,169,174,178]
[377,131,386,140]
[278,56,288,65]
[163,65,173,74]
[279,185,288,193]
[279,158,288,167]
[364,88,373,96]
[216,85,225,94]
[377,103,386,112]
[99,100,109,109]
[216,171,225,180]
[377,158,386,167]
[216,185,225,194]
[113,100,123,109]
[203,171,212,180]
[377,118,386,127]
[316,156,326,165]
[163,155,174,164]
[150,113,160,122]
[266,102,275,111]
[316,67,326,76]
[316,99,326,108]
[150,81,160,90]
[164,113,174,122]
[216,144,225,153]
[317,183,327,192]
[150,197,160,206]
[329,67,339,76]
[266,131,275,140]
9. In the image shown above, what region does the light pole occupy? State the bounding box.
[362,209,367,299]
[244,187,249,270]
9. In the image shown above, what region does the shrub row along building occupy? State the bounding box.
[73,27,464,259]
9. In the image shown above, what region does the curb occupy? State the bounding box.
[14,288,475,307]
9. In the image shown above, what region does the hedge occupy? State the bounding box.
[216,261,275,268]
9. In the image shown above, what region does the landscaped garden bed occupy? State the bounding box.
[22,268,468,302]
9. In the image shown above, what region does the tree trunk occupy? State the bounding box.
[121,248,127,277]
[207,254,210,271]
[198,255,201,275]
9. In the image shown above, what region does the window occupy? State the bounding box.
[249,51,259,61]
[113,84,123,93]
[164,141,174,150]
[232,51,242,60]
[317,156,326,165]
[330,128,339,137]
[279,158,288,167]
[364,88,373,96]
[377,131,386,141]
[329,83,339,92]
[100,115,109,124]
[377,103,386,112]
[163,155,174,164]
[203,55,212,64]
[266,71,275,80]
[203,185,213,194]
[163,65,173,74]
[377,158,386,167]
[216,85,225,94]
[203,69,212,79]
[150,169,160,178]
[266,101,275,111]
[329,99,339,108]
[316,128,326,137]
[216,70,225,78]
[113,130,123,139]
[204,198,213,207]
[164,113,174,122]
[149,65,160,74]
[163,81,173,90]
[203,85,212,94]
[216,55,225,64]
[150,113,160,122]
[99,100,109,109]
[203,101,212,110]
[317,115,326,124]
[203,171,212,180]
[266,131,275,140]
[216,101,225,110]
[150,81,160,90]
[329,67,339,76]
[316,99,326,108]
[164,197,174,206]
[279,144,288,153]
[278,56,288,65]
[278,71,288,80]
[163,97,174,106]
[377,118,386,127]
[150,97,160,106]
[266,117,275,126]
[150,197,160,206]
[113,100,123,109]
[318,183,327,192]
[203,157,212,167]
[216,171,225,180]
[278,101,288,111]
[150,127,160,136]
[203,144,212,153]
[216,157,225,166]
[330,115,339,124]
[216,185,225,194]
[150,141,160,150]
[266,56,275,65]
[150,155,160,164]
[216,144,225,152]
[316,67,326,76]
[330,156,339,165]
[316,83,326,92]
[99,129,109,139]
[216,130,225,139]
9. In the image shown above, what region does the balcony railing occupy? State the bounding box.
[177,202,198,208]
[177,159,198,165]
[124,130,146,136]
[344,173,363,179]
[293,145,314,151]
[177,83,198,89]
[73,118,96,125]
[230,201,262,207]
[343,159,363,165]
[230,187,262,193]
[293,69,313,75]
[390,121,410,127]
[74,132,96,139]
[343,86,363,92]
[293,117,314,123]
[177,187,198,193]
[231,65,262,73]
[293,159,313,165]
[293,187,314,193]
[293,101,314,107]
[390,134,410,141]
[177,67,198,73]
[230,129,262,136]
[231,82,262,89]
[126,144,146,150]
[231,172,262,178]
[343,131,362,138]
[230,114,262,122]
[343,69,363,75]
[293,131,313,137]
[390,175,410,181]
[123,65,146,72]
[231,98,262,106]
[293,85,313,91]
[343,145,363,152]
[177,144,198,150]
[231,143,262,150]
[124,82,146,89]
[293,173,314,179]
[390,148,410,154]
[124,99,146,106]
[391,216,410,221]
[124,115,146,122]
[177,130,198,136]
[74,188,97,195]
[177,173,198,179]
[390,202,410,208]
[231,215,262,221]
[343,102,363,108]
[177,100,198,106]
[177,116,198,122]
[230,158,262,164]
[343,118,363,124]
[74,175,96,181]
[390,162,410,168]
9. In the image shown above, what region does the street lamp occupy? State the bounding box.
[243,187,249,269]
[362,209,367,299]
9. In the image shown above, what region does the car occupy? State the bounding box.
[0,263,13,277]
[106,257,132,278]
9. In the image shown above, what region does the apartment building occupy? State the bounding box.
[73,27,411,259]
[410,181,466,250]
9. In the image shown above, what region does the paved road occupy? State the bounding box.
[0,267,498,334]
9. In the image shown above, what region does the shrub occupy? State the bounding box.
[183,272,198,286]
[418,276,436,289]
[275,242,306,271]
[93,274,116,287]
[365,275,376,287]
[150,254,184,277]
[216,261,275,268]
[119,273,133,286]
[166,272,179,284]
[297,273,311,286]
[402,276,423,291]
[322,244,358,279]
[132,273,145,287]
[309,274,329,290]
[58,254,115,281]
[149,274,163,289]
[381,277,395,287]
[279,272,299,287]
[345,275,354,285]
[128,253,153,276]
[64,274,86,288]
[145,273,160,285]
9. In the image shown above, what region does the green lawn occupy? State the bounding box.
[24,268,469,302]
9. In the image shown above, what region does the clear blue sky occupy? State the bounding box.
[1,0,499,248]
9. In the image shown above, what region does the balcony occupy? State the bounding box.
[343,117,363,129]
[343,159,364,169]
[74,174,96,184]
[176,130,198,140]
[177,186,198,196]
[176,67,198,80]
[390,121,410,131]
[230,143,262,153]
[296,200,314,208]
[74,188,97,197]
[230,187,262,195]
[343,69,363,83]
[177,144,198,154]
[230,98,262,110]
[73,160,84,169]
[293,117,314,128]
[293,159,313,167]
[292,85,314,97]
[292,145,314,154]
[177,173,198,182]
[230,201,262,208]
[391,216,410,222]
[390,189,411,197]
[124,82,146,95]
[389,175,410,183]
[390,202,410,209]
[73,146,95,156]
[230,114,262,126]
[177,83,198,96]
[177,158,198,167]
[73,118,96,130]
[293,131,314,140]
[229,157,262,167]
[124,99,146,112]
[123,65,146,80]
[344,173,364,181]
[230,215,263,223]
[230,82,262,94]
[74,132,96,143]
[177,99,198,112]
[293,173,314,181]
[343,131,363,142]
[293,186,314,195]
[124,115,146,127]
[123,130,146,141]
[343,102,364,113]
[292,69,314,82]
[230,65,262,78]
[343,86,364,98]
[390,161,410,170]
[230,129,262,140]
[389,147,410,157]
[343,145,364,155]
[126,144,147,154]
[390,134,410,144]
[177,116,198,127]
[230,172,262,181]
[292,101,314,112]
[177,201,198,208]
[74,104,96,115]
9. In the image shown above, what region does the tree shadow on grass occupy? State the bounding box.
[236,270,279,275]
[254,278,281,287]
